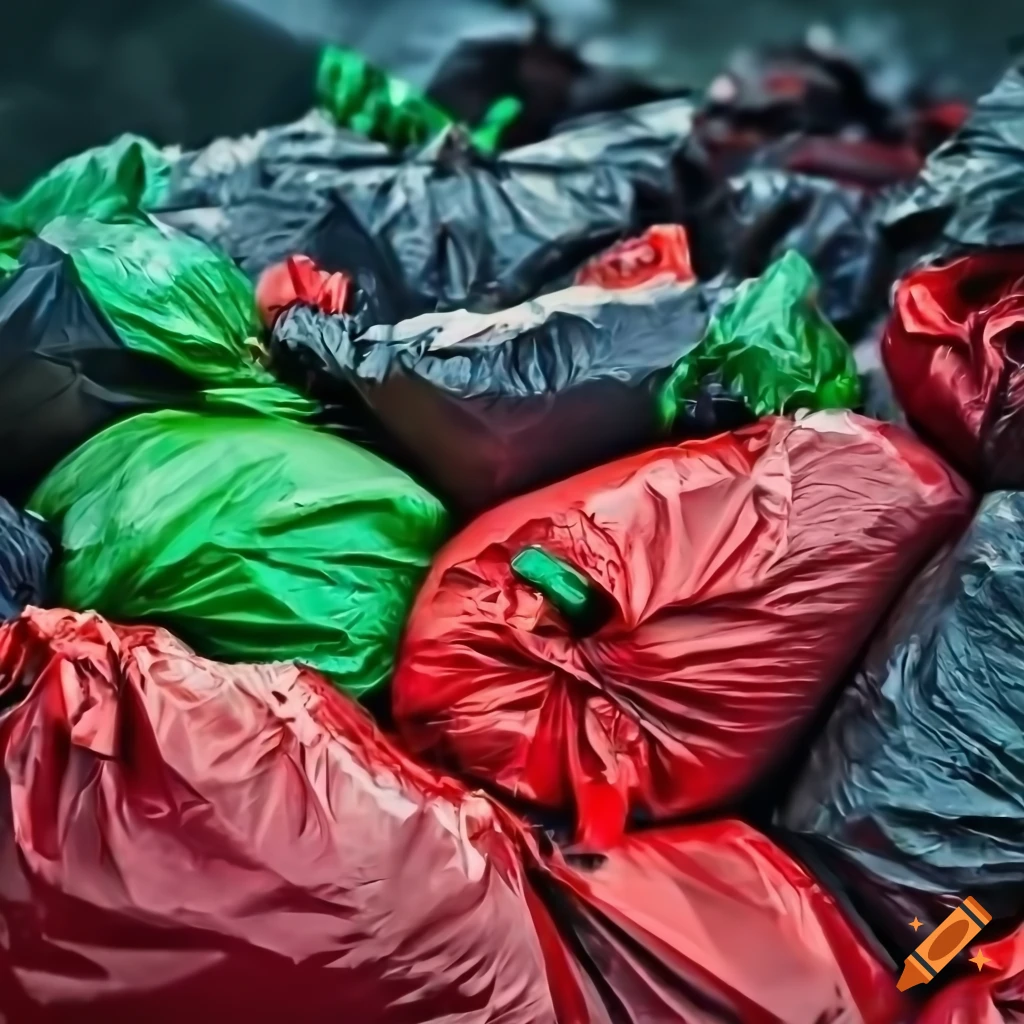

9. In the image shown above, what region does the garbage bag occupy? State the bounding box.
[392,412,972,845]
[881,251,1024,489]
[688,169,889,336]
[658,251,861,429]
[0,238,203,502]
[272,277,752,513]
[316,44,521,153]
[0,607,561,1023]
[0,134,170,262]
[532,820,907,1024]
[573,224,694,289]
[30,410,448,698]
[881,64,1024,263]
[38,214,316,421]
[157,99,709,310]
[778,491,1024,954]
[0,500,53,621]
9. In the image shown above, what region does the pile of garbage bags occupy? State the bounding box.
[4,19,1024,1023]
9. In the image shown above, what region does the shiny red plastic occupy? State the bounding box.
[256,253,350,326]
[0,608,561,1024]
[393,412,972,846]
[541,820,908,1024]
[883,252,1024,489]
[574,224,694,289]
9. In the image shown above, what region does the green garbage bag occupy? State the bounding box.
[316,45,521,153]
[0,136,170,262]
[659,251,861,428]
[30,410,449,698]
[39,214,317,420]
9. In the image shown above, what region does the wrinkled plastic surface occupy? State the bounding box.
[0,135,170,261]
[882,64,1024,261]
[271,281,724,513]
[0,500,52,621]
[660,252,860,427]
[159,100,708,311]
[882,251,1024,489]
[40,215,315,420]
[690,169,888,335]
[0,607,560,1023]
[30,411,448,697]
[393,412,972,844]
[257,254,351,327]
[536,820,907,1024]
[574,224,694,289]
[0,238,199,502]
[779,492,1024,953]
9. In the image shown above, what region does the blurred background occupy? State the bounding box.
[0,0,1017,193]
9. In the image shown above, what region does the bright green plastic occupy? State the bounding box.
[0,135,170,262]
[511,546,594,623]
[39,215,317,420]
[659,251,861,428]
[30,410,449,698]
[316,45,521,153]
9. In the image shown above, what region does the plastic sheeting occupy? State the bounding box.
[574,224,694,289]
[30,410,448,698]
[535,820,907,1024]
[0,607,561,1024]
[392,412,972,845]
[779,492,1024,953]
[157,99,708,310]
[0,500,52,621]
[271,279,723,513]
[882,251,1024,489]
[0,239,200,502]
[882,63,1024,262]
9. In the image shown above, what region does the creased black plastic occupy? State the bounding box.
[271,281,729,513]
[778,491,1024,952]
[881,63,1024,261]
[159,100,708,312]
[690,169,888,337]
[0,239,199,503]
[0,499,53,622]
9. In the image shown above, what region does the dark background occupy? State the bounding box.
[0,0,1016,194]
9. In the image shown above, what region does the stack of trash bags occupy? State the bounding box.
[5,23,1024,1023]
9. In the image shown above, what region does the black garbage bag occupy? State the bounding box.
[688,168,889,337]
[269,280,734,512]
[0,238,199,503]
[777,491,1024,956]
[0,499,53,621]
[880,63,1024,263]
[157,99,709,311]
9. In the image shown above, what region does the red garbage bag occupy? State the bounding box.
[256,253,350,328]
[883,251,1024,489]
[574,224,694,290]
[0,608,563,1024]
[393,412,972,847]
[917,925,1024,1024]
[537,820,908,1024]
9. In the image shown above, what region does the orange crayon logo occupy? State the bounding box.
[897,897,992,991]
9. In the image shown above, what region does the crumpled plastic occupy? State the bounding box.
[779,491,1024,954]
[38,214,316,421]
[689,168,889,335]
[574,224,694,289]
[30,410,448,698]
[270,278,726,513]
[0,607,561,1023]
[881,63,1024,263]
[257,254,351,328]
[0,134,170,262]
[535,820,908,1024]
[0,499,53,621]
[659,251,861,428]
[882,251,1024,489]
[156,99,709,310]
[0,238,200,502]
[392,411,972,845]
